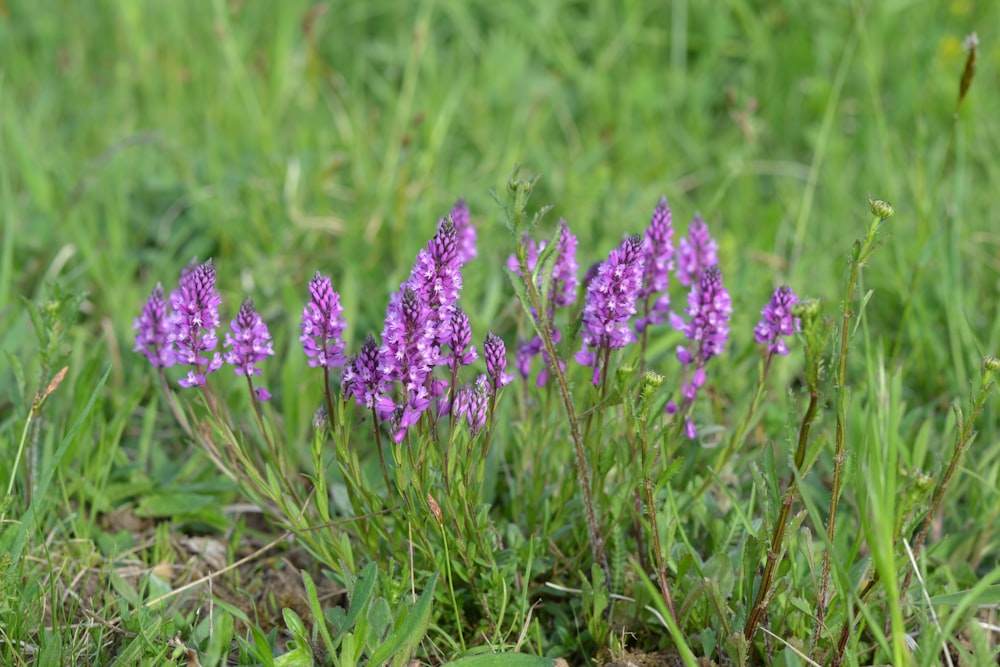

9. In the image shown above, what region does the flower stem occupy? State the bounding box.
[815,211,888,638]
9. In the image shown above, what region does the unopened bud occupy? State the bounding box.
[867,195,894,220]
[427,493,443,526]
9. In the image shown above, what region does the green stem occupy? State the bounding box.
[815,213,886,638]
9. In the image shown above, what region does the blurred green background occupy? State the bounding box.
[1,0,996,424]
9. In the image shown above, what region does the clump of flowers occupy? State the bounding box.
[575,234,646,386]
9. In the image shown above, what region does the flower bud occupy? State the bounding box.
[867,195,894,220]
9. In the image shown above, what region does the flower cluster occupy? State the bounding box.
[509,219,579,386]
[675,212,718,287]
[134,283,172,368]
[300,271,347,370]
[135,193,795,453]
[575,234,646,385]
[635,197,675,333]
[169,259,224,388]
[224,298,275,401]
[754,285,800,356]
[134,258,275,399]
[668,264,732,437]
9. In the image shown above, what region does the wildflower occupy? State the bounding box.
[170,259,223,388]
[378,286,436,437]
[407,219,462,347]
[454,375,490,437]
[342,333,387,409]
[484,332,514,392]
[671,265,731,363]
[443,198,477,266]
[668,265,732,437]
[134,283,173,367]
[506,219,578,311]
[636,196,675,332]
[675,213,718,287]
[446,307,478,374]
[222,298,274,400]
[507,219,579,386]
[575,234,646,385]
[754,285,800,356]
[550,220,580,309]
[300,272,348,370]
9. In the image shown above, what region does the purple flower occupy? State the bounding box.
[667,265,732,438]
[454,375,490,437]
[484,332,514,392]
[671,265,732,363]
[134,283,173,368]
[224,298,274,400]
[676,213,718,287]
[636,197,675,332]
[550,220,580,309]
[506,219,579,310]
[169,259,223,388]
[342,333,388,409]
[507,220,580,386]
[378,286,437,434]
[443,198,476,266]
[575,234,646,385]
[754,285,800,356]
[300,271,348,370]
[447,307,478,374]
[409,220,461,309]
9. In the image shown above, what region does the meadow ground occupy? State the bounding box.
[2,1,1000,665]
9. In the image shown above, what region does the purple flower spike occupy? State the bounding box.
[224,298,274,393]
[378,286,437,436]
[300,271,348,370]
[575,234,646,385]
[754,285,800,356]
[134,283,174,368]
[447,307,478,373]
[408,220,462,312]
[456,375,490,437]
[667,265,732,439]
[551,219,580,308]
[342,333,387,409]
[484,332,514,392]
[443,198,476,266]
[671,265,732,363]
[170,259,224,388]
[636,197,676,332]
[676,213,719,287]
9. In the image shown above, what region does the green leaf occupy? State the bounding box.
[929,585,1000,606]
[366,573,438,666]
[303,570,339,656]
[365,596,392,650]
[344,561,378,632]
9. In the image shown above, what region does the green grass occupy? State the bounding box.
[2,0,1000,664]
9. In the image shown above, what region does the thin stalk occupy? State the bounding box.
[518,244,610,584]
[815,212,887,636]
[744,387,820,642]
[901,375,992,592]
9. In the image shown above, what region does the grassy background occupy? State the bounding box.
[2,0,999,664]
